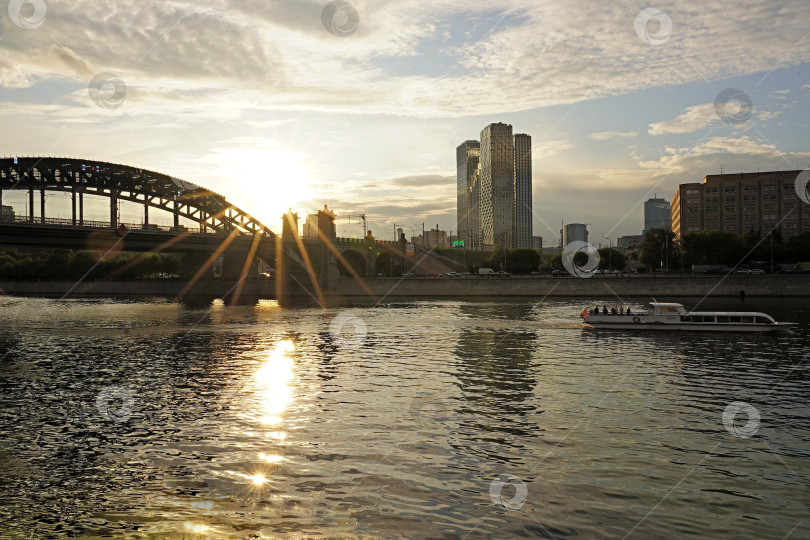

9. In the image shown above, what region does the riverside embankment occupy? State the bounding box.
[335,274,810,301]
[0,279,274,303]
[1,275,807,304]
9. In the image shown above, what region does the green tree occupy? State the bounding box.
[640,228,679,270]
[505,249,541,274]
[487,246,505,272]
[680,230,742,267]
[597,248,626,271]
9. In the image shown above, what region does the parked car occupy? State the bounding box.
[735,269,751,275]
[552,269,566,276]
[496,271,510,277]
[401,272,414,277]
[749,269,765,275]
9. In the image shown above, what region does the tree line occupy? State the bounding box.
[640,228,810,270]
[0,248,179,281]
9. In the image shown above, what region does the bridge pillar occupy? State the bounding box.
[40,189,45,224]
[28,187,33,223]
[110,191,118,228]
[221,251,259,281]
[173,200,179,229]
[79,191,84,226]
[143,198,149,226]
[71,187,76,225]
[178,251,214,280]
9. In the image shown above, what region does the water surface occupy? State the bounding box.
[0,297,807,539]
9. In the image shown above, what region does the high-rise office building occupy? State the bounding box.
[480,123,514,248]
[513,133,533,248]
[561,223,588,247]
[458,123,533,249]
[644,197,672,231]
[456,140,480,248]
[469,164,481,249]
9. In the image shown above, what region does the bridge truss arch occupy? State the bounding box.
[0,157,274,237]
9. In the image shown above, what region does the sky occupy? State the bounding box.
[1,0,809,246]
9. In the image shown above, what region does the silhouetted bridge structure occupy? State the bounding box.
[0,157,442,305]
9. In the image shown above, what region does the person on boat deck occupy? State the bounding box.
[611,307,617,315]
[602,306,608,315]
[626,307,632,315]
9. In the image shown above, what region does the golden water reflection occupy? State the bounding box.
[254,340,296,427]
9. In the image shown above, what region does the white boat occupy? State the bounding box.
[581,302,796,333]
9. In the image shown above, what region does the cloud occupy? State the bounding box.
[1,1,809,118]
[387,174,454,188]
[648,103,717,135]
[533,139,573,159]
[637,135,801,171]
[588,131,638,141]
[768,89,791,99]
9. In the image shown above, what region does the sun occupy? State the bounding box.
[214,146,316,232]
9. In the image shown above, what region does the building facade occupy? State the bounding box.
[672,170,810,239]
[468,166,481,249]
[513,133,533,248]
[561,223,588,247]
[480,123,514,248]
[456,140,480,249]
[411,228,448,249]
[465,123,534,249]
[644,197,671,231]
[617,234,643,252]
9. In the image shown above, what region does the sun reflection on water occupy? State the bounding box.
[254,340,296,422]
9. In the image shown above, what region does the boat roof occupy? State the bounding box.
[650,302,685,308]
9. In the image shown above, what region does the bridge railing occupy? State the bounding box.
[0,215,221,235]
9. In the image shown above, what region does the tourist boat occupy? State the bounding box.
[581,302,796,333]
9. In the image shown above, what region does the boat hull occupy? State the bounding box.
[584,319,791,333]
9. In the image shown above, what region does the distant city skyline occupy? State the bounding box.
[1,1,809,245]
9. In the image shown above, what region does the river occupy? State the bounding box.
[0,297,807,539]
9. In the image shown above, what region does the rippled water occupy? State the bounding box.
[0,296,808,539]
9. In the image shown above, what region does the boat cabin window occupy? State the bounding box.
[754,316,773,324]
[741,316,754,324]
[717,316,730,323]
[729,316,742,323]
[683,315,709,322]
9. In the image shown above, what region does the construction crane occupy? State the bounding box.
[335,213,367,238]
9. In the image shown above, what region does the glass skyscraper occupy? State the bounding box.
[480,123,514,248]
[513,133,532,248]
[456,140,480,248]
[465,123,532,249]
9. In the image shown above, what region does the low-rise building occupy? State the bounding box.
[672,170,810,239]
[411,228,448,249]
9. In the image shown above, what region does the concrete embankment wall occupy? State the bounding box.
[0,280,274,303]
[334,275,810,301]
[2,276,806,305]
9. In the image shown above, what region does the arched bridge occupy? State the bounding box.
[0,157,274,236]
